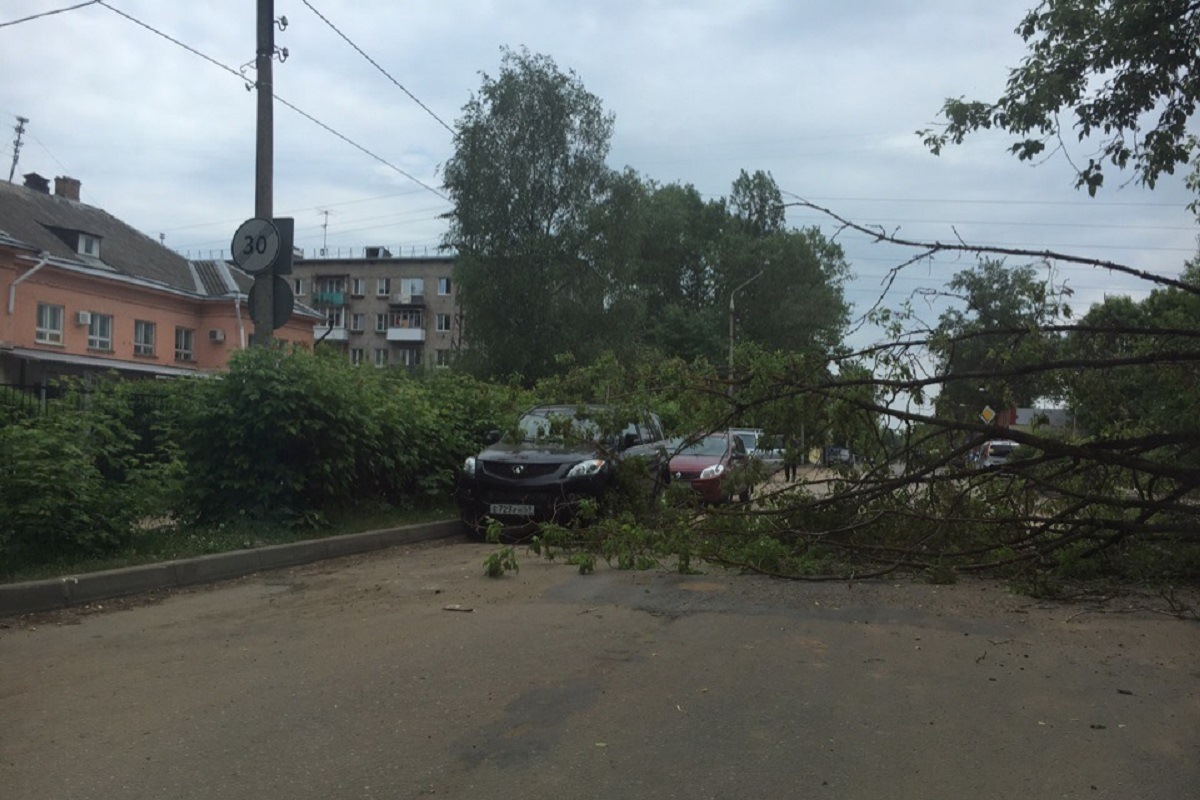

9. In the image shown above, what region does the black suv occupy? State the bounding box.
[456,404,668,536]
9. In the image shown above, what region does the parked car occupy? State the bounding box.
[730,427,784,470]
[668,432,752,503]
[971,439,1019,469]
[456,404,668,536]
[822,445,854,466]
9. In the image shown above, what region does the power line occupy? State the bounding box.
[300,0,455,135]
[0,0,100,28]
[94,2,447,201]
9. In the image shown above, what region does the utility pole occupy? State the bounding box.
[250,0,275,347]
[8,116,28,183]
[727,271,764,396]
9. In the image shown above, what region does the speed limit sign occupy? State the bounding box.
[230,218,281,275]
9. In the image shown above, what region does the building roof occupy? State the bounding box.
[0,178,253,300]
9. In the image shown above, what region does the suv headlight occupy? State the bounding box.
[699,463,725,480]
[462,456,477,477]
[567,459,606,478]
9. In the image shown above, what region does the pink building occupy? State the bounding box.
[0,174,318,388]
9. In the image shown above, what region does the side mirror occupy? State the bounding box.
[484,429,501,446]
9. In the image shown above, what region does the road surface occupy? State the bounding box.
[2,539,1196,799]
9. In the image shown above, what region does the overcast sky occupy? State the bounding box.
[3,0,1196,349]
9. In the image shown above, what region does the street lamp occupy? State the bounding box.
[728,270,764,396]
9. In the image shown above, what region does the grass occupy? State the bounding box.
[1,501,458,584]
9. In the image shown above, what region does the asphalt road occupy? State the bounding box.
[3,539,1196,800]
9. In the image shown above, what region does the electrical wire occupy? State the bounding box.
[94,2,446,200]
[299,0,455,135]
[0,0,100,29]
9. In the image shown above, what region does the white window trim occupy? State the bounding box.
[88,313,113,351]
[175,327,196,362]
[134,320,156,357]
[35,303,64,345]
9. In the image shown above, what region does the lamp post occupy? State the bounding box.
[728,270,764,396]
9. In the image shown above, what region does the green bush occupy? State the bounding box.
[172,348,520,523]
[0,383,175,563]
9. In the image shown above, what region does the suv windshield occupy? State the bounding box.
[517,410,602,442]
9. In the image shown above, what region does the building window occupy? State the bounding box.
[350,313,365,333]
[317,277,345,294]
[396,348,421,367]
[350,348,365,365]
[376,278,390,296]
[435,313,451,333]
[35,303,64,344]
[175,327,195,361]
[373,348,388,366]
[78,234,100,257]
[293,278,305,296]
[88,313,113,350]
[351,278,366,297]
[438,277,452,296]
[391,309,423,329]
[375,313,388,333]
[436,348,451,367]
[134,320,156,356]
[324,306,345,328]
[398,277,423,302]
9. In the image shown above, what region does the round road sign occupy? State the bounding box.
[231,218,280,275]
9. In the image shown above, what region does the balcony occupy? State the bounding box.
[386,326,426,343]
[311,291,346,305]
[314,326,350,342]
[390,293,425,306]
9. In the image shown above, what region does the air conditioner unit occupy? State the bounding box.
[75,310,92,326]
[209,328,226,342]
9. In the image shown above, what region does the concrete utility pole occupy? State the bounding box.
[727,271,764,396]
[8,116,28,183]
[250,0,275,347]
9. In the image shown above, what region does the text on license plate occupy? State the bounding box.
[489,503,535,517]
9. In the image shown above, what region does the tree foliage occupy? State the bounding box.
[921,0,1200,195]
[931,258,1069,416]
[442,48,617,381]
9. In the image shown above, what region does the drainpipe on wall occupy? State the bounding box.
[7,251,51,314]
[234,294,247,349]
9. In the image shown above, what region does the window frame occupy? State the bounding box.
[35,303,64,345]
[435,313,451,333]
[174,326,196,362]
[87,312,113,351]
[438,277,452,296]
[134,320,157,357]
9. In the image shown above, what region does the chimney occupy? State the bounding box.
[54,176,81,201]
[22,172,50,193]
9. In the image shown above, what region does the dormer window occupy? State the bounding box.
[78,234,100,257]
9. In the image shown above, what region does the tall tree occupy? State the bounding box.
[930,259,1067,418]
[729,169,785,236]
[921,1,1200,195]
[442,48,615,381]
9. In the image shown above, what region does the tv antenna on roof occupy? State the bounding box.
[318,209,334,256]
[8,116,28,183]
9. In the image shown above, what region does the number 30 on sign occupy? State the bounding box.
[230,218,281,275]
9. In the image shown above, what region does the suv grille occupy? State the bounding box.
[481,460,561,480]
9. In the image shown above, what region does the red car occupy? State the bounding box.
[668,433,751,503]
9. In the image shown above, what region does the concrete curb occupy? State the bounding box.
[0,519,463,616]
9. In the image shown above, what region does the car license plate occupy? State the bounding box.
[489,503,535,517]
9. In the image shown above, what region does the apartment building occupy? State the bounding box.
[288,249,460,369]
[0,173,319,387]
